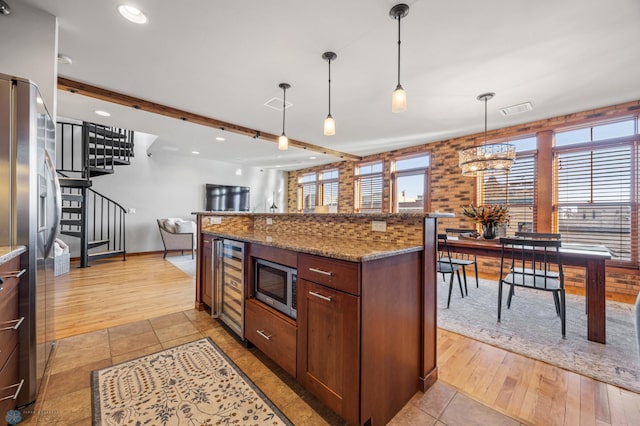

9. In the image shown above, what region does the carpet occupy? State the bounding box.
[166,254,196,277]
[92,337,292,426]
[438,277,640,393]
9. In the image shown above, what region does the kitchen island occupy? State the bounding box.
[192,212,447,425]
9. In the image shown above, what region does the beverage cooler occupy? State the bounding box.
[211,239,245,339]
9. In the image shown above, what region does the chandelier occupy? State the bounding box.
[459,93,516,176]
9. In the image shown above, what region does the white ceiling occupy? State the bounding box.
[22,0,640,171]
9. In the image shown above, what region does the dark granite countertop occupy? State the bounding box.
[0,246,26,266]
[202,231,422,262]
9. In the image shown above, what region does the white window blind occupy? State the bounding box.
[556,145,633,262]
[320,169,339,207]
[355,162,383,213]
[297,172,317,213]
[482,154,536,236]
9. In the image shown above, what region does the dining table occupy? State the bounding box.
[445,237,613,344]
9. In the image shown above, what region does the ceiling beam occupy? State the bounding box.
[57,77,362,161]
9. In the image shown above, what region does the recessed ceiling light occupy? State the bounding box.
[309,156,317,160]
[191,151,200,155]
[117,5,147,24]
[235,168,242,176]
[95,110,111,117]
[275,165,281,168]
[57,54,73,65]
[216,136,225,141]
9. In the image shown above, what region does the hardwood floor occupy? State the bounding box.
[52,253,194,340]
[51,253,640,425]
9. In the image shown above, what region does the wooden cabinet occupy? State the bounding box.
[201,235,213,308]
[298,251,423,426]
[0,256,25,416]
[297,277,360,425]
[245,299,297,377]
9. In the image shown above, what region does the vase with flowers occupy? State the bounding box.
[462,204,510,239]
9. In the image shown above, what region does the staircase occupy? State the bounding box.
[56,121,134,267]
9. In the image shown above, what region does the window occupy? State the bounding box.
[480,136,537,236]
[297,172,317,213]
[392,154,430,213]
[355,161,384,212]
[554,119,637,264]
[319,169,339,208]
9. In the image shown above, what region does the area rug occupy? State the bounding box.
[92,337,292,425]
[438,278,640,393]
[166,254,196,277]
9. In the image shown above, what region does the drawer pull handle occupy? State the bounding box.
[0,379,24,402]
[0,269,26,279]
[256,329,272,340]
[308,267,332,276]
[0,317,24,332]
[309,291,332,302]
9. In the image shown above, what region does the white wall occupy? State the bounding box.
[67,132,288,255]
[0,1,57,116]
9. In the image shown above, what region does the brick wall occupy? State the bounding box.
[287,99,640,301]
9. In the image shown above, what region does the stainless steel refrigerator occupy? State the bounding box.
[0,73,60,406]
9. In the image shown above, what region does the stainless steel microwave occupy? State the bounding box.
[254,258,297,319]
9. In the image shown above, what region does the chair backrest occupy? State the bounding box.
[515,231,561,240]
[437,234,454,260]
[499,237,563,289]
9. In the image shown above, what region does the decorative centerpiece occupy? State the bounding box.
[462,204,509,239]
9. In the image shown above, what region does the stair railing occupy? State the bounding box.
[87,188,127,262]
[57,121,134,178]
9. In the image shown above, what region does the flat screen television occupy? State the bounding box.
[205,184,250,212]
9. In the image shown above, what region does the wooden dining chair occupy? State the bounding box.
[445,228,479,288]
[498,237,566,337]
[437,234,466,308]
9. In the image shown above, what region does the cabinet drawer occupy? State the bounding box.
[245,299,297,378]
[0,259,23,372]
[298,253,360,295]
[0,345,21,418]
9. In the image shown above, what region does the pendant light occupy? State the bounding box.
[459,93,516,176]
[278,83,290,150]
[389,4,409,113]
[322,51,337,136]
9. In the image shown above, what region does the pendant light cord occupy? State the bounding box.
[484,96,488,144]
[328,58,332,116]
[397,15,402,87]
[282,87,287,135]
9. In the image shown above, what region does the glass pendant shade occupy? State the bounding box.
[323,114,335,136]
[278,134,288,150]
[392,84,407,113]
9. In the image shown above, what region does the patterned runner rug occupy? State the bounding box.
[438,278,640,393]
[92,337,292,425]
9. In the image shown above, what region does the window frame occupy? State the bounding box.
[391,153,431,213]
[354,161,384,213]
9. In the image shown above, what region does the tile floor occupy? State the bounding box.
[18,309,524,425]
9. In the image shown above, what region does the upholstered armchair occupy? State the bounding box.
[157,218,196,258]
